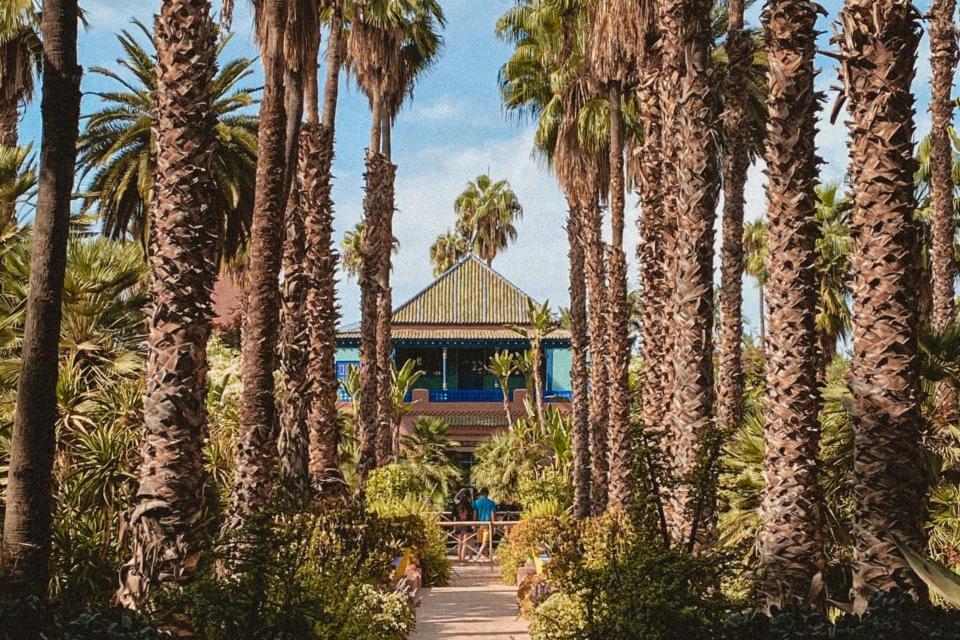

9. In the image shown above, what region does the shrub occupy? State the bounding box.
[532,511,736,640]
[368,495,452,587]
[0,597,165,640]
[498,514,574,586]
[159,504,417,640]
[723,592,960,639]
[366,464,423,503]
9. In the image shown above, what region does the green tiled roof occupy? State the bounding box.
[393,255,536,324]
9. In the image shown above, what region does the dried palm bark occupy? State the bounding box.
[117,0,217,605]
[659,0,721,547]
[834,0,928,608]
[930,0,957,333]
[301,122,341,495]
[304,1,344,497]
[756,0,824,610]
[0,97,16,148]
[375,180,396,465]
[358,150,394,483]
[234,0,289,517]
[279,151,310,496]
[636,40,668,452]
[715,0,753,436]
[582,193,611,516]
[567,196,593,520]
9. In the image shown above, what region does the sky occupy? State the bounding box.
[17,0,943,331]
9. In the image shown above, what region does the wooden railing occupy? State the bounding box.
[437,519,520,568]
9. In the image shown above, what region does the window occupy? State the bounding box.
[395,348,443,378]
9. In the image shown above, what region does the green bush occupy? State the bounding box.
[366,464,423,503]
[0,597,165,640]
[498,514,573,586]
[368,495,452,587]
[723,592,960,639]
[531,511,735,640]
[159,504,417,640]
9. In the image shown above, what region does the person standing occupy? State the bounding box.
[453,488,475,561]
[473,487,497,560]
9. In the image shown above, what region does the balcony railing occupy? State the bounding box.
[398,389,573,403]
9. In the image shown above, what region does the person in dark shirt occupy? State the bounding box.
[452,488,474,560]
[473,487,497,560]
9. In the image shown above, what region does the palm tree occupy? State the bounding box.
[304,0,347,498]
[428,229,467,276]
[508,300,557,430]
[496,0,595,519]
[1,0,81,599]
[929,0,957,333]
[487,349,517,425]
[346,0,444,478]
[116,0,219,606]
[398,416,461,502]
[77,23,258,263]
[233,0,294,517]
[743,218,769,348]
[453,174,522,267]
[715,0,753,437]
[0,0,40,148]
[586,0,646,514]
[755,0,824,609]
[834,0,928,609]
[658,0,722,547]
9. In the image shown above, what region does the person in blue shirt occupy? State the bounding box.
[473,487,497,560]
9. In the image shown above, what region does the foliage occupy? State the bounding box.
[77,21,258,262]
[497,513,573,586]
[162,505,417,640]
[533,512,736,640]
[0,597,165,640]
[723,592,960,639]
[397,416,461,501]
[367,495,452,588]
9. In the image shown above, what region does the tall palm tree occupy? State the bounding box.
[487,349,517,425]
[346,0,444,475]
[755,0,824,610]
[278,0,321,496]
[508,300,558,430]
[715,0,753,436]
[835,0,928,609]
[453,174,523,267]
[77,23,258,262]
[929,0,957,333]
[497,0,595,519]
[0,0,40,148]
[428,229,467,276]
[233,0,292,517]
[0,0,81,599]
[304,0,346,497]
[587,0,646,513]
[658,0,721,547]
[116,0,219,606]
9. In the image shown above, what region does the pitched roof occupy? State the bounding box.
[337,327,572,342]
[392,254,538,325]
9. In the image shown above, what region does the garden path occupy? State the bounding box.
[410,562,529,639]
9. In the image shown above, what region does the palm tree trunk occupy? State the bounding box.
[836,0,928,609]
[930,0,957,333]
[0,0,81,599]
[116,0,216,606]
[716,1,752,436]
[375,192,395,465]
[531,337,547,428]
[358,149,394,483]
[305,3,344,497]
[278,67,309,496]
[756,0,824,610]
[606,85,633,511]
[567,198,592,520]
[234,0,289,517]
[660,0,721,548]
[636,42,668,462]
[583,192,610,516]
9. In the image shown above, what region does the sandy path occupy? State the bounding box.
[410,563,529,640]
